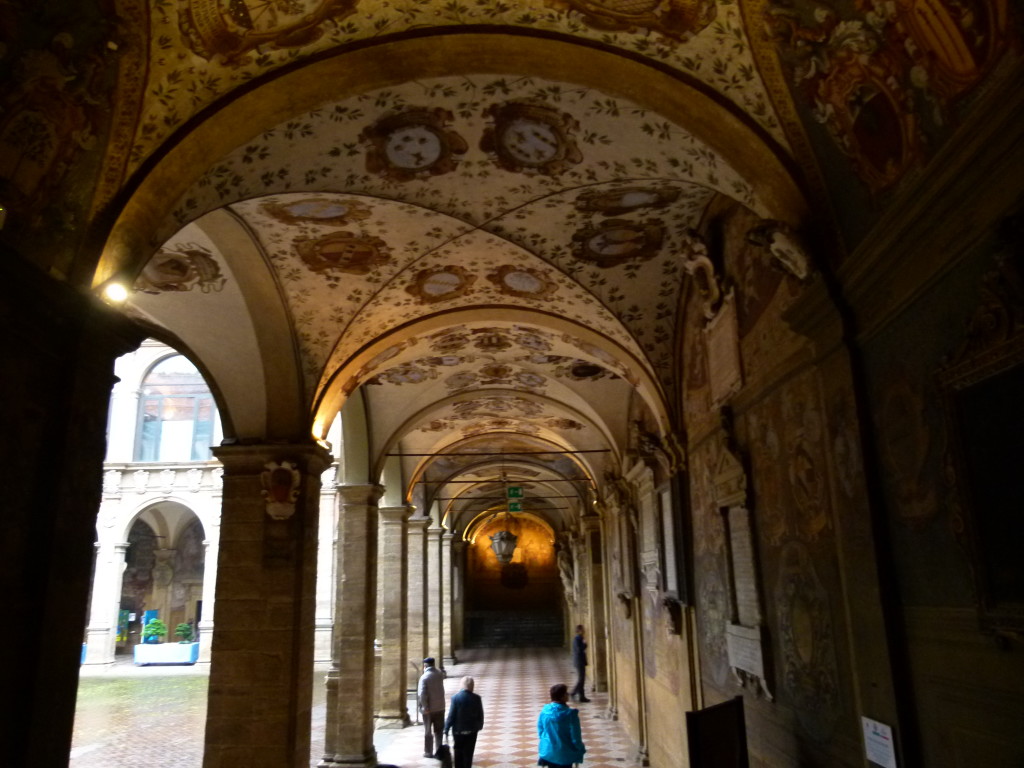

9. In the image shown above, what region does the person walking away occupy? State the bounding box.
[570,625,590,702]
[537,683,586,768]
[444,676,484,768]
[418,657,446,758]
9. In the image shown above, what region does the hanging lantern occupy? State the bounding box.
[489,529,518,564]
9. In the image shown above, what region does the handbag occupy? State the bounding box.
[434,734,452,768]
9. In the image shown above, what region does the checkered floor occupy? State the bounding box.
[73,646,639,767]
[374,647,639,768]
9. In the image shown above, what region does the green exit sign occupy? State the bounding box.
[507,486,523,498]
[508,501,522,512]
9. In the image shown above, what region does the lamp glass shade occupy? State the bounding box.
[489,529,518,564]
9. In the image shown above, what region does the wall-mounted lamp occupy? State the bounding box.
[102,282,129,304]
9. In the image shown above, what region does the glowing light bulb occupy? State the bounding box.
[103,282,129,303]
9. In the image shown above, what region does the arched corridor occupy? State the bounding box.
[73,647,639,768]
[4,4,1024,767]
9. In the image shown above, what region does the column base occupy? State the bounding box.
[443,654,458,667]
[374,712,411,729]
[317,748,377,768]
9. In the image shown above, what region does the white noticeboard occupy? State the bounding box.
[862,717,897,768]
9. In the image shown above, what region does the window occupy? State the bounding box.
[135,355,219,462]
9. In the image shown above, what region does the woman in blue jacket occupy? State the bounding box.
[537,683,586,767]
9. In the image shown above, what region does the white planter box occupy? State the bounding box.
[133,642,200,665]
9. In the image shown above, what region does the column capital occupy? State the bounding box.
[379,504,413,523]
[407,515,431,532]
[212,441,333,476]
[337,483,384,506]
[426,525,443,541]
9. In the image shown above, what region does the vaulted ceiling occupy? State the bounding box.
[14,0,1005,535]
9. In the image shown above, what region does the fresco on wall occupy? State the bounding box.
[756,0,1017,242]
[774,541,841,740]
[0,1,125,267]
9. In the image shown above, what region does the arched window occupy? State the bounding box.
[135,355,219,462]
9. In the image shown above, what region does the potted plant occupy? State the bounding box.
[134,618,199,665]
[142,618,168,644]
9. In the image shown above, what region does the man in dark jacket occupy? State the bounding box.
[570,625,590,702]
[444,676,484,768]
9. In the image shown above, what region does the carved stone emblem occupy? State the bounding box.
[746,220,811,281]
[295,231,392,282]
[486,265,559,299]
[571,218,665,267]
[481,102,583,176]
[360,107,468,181]
[575,185,681,215]
[547,0,717,43]
[261,461,301,521]
[262,197,372,227]
[405,265,477,304]
[134,245,227,295]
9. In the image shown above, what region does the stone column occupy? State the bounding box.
[84,542,129,664]
[580,516,608,692]
[198,529,220,664]
[406,516,429,696]
[151,548,176,624]
[0,253,143,768]
[426,525,443,667]
[451,540,466,655]
[319,484,383,768]
[315,465,338,663]
[376,505,411,728]
[441,532,456,667]
[203,443,331,768]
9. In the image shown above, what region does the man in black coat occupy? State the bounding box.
[444,676,485,768]
[570,625,591,702]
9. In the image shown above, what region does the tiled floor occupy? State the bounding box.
[73,646,640,767]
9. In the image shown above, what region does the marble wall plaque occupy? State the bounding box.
[727,506,761,626]
[726,621,765,678]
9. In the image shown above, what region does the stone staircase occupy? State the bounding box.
[464,610,564,648]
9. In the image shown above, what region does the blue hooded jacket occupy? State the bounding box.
[537,701,586,765]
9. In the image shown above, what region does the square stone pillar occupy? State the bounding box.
[406,516,429,694]
[375,505,411,728]
[1,269,142,768]
[581,516,608,693]
[315,466,338,663]
[426,525,443,667]
[319,484,383,768]
[203,443,332,768]
[198,531,220,663]
[84,542,128,665]
[442,532,456,667]
[452,540,466,654]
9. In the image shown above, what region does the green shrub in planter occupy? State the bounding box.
[175,622,195,643]
[142,618,168,644]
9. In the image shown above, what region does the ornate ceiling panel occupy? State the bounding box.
[120,0,785,192]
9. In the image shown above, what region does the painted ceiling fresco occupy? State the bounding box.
[2,0,1014,535]
[108,0,785,199]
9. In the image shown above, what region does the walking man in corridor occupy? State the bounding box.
[418,657,446,758]
[570,625,591,702]
[444,676,484,768]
